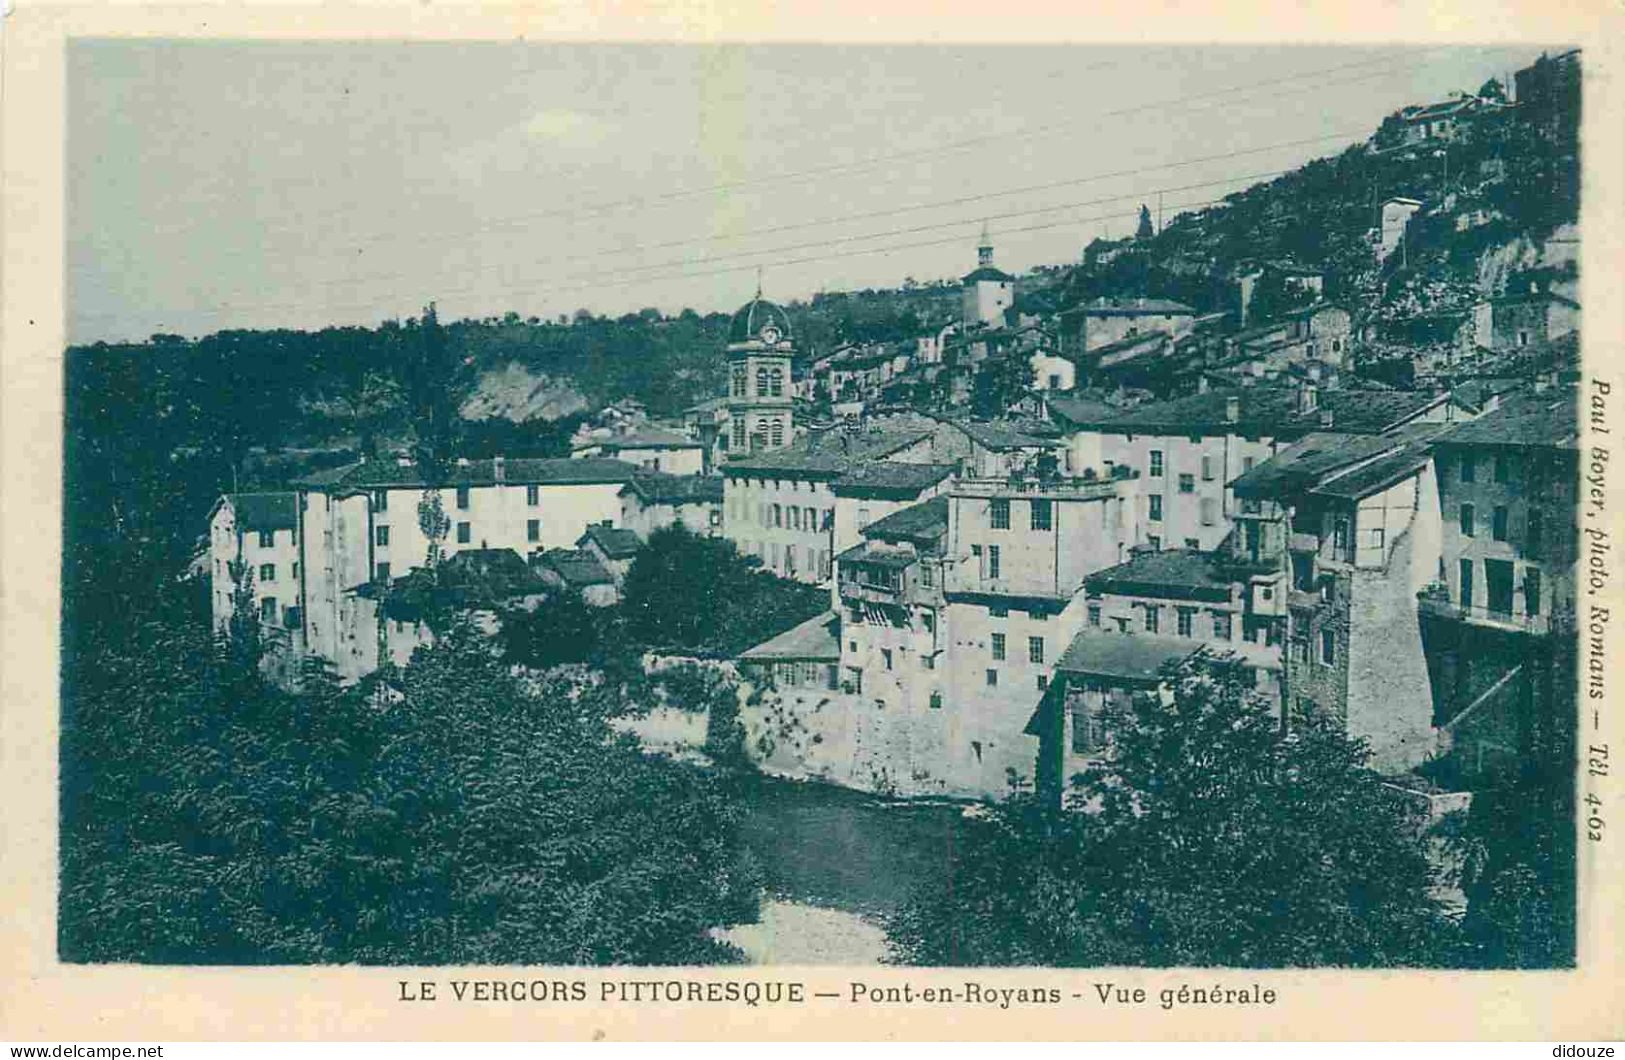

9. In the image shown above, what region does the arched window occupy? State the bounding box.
[731,364,747,397]
[756,367,769,395]
[769,366,784,397]
[770,419,785,447]
[732,417,746,450]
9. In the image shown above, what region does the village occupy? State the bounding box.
[202,50,1580,813]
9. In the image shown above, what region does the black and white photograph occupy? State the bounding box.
[5,10,1618,1040]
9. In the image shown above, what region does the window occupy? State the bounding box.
[1037,674,1049,692]
[732,418,747,450]
[1243,456,1256,473]
[374,490,388,511]
[375,561,390,582]
[731,364,747,397]
[1031,499,1052,531]
[772,504,782,528]
[769,367,784,397]
[991,633,1006,660]
[456,486,471,510]
[527,484,540,506]
[1148,535,1161,550]
[259,563,275,582]
[882,648,893,670]
[929,691,944,709]
[1460,455,1476,483]
[456,522,471,544]
[921,610,936,634]
[921,564,935,588]
[1201,455,1214,481]
[990,499,1011,530]
[292,562,299,580]
[1148,494,1163,522]
[805,506,816,530]
[1213,612,1232,640]
[375,526,390,547]
[1460,558,1475,609]
[259,597,276,622]
[1087,604,1101,627]
[985,669,998,687]
[1492,505,1509,542]
[1333,517,1351,557]
[1030,608,1048,621]
[1199,497,1218,526]
[1149,450,1164,477]
[1144,605,1160,634]
[987,545,1001,580]
[989,602,1006,618]
[527,519,540,542]
[1494,453,1511,484]
[1184,538,1200,549]
[257,530,274,548]
[769,420,785,447]
[1028,636,1045,664]
[1526,568,1542,616]
[756,367,769,395]
[1319,628,1335,666]
[1176,608,1193,637]
[1460,503,1475,537]
[790,507,801,531]
[1178,473,1195,495]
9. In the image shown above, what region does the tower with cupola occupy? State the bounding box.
[961,221,1015,328]
[724,291,796,453]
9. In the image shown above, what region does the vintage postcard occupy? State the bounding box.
[2,0,1623,1043]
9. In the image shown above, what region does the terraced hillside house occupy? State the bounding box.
[938,467,1141,795]
[207,491,303,640]
[1229,428,1448,772]
[618,472,723,539]
[1422,385,1580,776]
[571,427,707,476]
[1056,296,1197,357]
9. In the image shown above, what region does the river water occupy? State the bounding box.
[713,774,970,965]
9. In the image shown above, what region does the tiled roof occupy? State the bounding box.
[620,472,725,505]
[588,428,703,451]
[832,461,954,498]
[861,495,949,544]
[946,417,1056,451]
[1084,549,1235,603]
[1097,386,1445,437]
[1065,296,1197,317]
[336,457,639,489]
[578,523,643,559]
[1045,393,1123,428]
[1055,631,1200,681]
[738,610,841,662]
[1229,432,1403,497]
[1438,385,1578,451]
[536,548,616,587]
[290,462,364,488]
[835,541,918,569]
[722,426,934,477]
[224,492,298,532]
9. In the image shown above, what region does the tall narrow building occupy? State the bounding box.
[961,221,1015,328]
[725,292,796,454]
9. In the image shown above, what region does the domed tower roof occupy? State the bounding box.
[727,296,794,347]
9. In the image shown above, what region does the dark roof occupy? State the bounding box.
[861,495,949,546]
[290,462,363,488]
[945,417,1055,451]
[738,610,841,662]
[1084,549,1235,604]
[1437,386,1579,451]
[335,457,639,490]
[722,427,934,478]
[577,523,642,559]
[1229,432,1403,498]
[832,462,954,498]
[1097,386,1446,437]
[1055,632,1200,681]
[620,472,725,505]
[728,296,794,345]
[962,265,1015,284]
[1492,289,1581,309]
[223,492,298,532]
[1045,392,1123,428]
[357,548,547,614]
[587,429,703,452]
[535,548,616,588]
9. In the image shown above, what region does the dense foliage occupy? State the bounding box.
[60,596,761,964]
[888,658,1459,967]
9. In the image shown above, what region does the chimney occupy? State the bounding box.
[494,455,506,482]
[1225,395,1241,424]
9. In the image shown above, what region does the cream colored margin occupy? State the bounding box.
[2,1,1622,1042]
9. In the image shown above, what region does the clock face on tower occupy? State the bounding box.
[759,325,781,346]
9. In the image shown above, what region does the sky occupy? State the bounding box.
[66,41,1551,344]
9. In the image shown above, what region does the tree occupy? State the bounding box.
[1478,77,1506,102]
[1135,204,1155,241]
[888,656,1457,967]
[970,353,1035,419]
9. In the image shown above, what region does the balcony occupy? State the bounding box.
[1417,592,1565,636]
